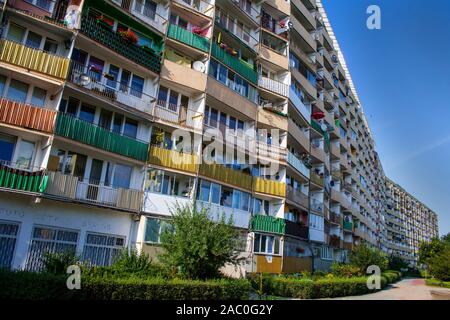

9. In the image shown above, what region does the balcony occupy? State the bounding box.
[329,211,341,225]
[173,0,215,18]
[257,107,288,131]
[310,198,323,214]
[147,146,198,174]
[285,220,309,239]
[310,143,326,163]
[343,241,353,251]
[0,97,56,134]
[0,38,69,79]
[46,171,142,212]
[289,87,311,123]
[286,185,309,209]
[259,44,289,70]
[288,118,310,151]
[265,0,290,15]
[211,42,257,85]
[256,140,287,162]
[161,59,207,92]
[0,161,48,194]
[68,61,154,114]
[151,103,203,130]
[329,235,341,248]
[258,76,288,97]
[343,221,354,232]
[287,151,310,179]
[80,14,161,74]
[199,163,253,191]
[253,177,286,197]
[167,23,210,52]
[250,215,285,235]
[54,113,149,162]
[310,171,324,187]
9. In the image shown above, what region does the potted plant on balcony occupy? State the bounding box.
[95,14,114,29]
[119,29,138,44]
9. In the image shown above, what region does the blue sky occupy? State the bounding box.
[322,0,450,236]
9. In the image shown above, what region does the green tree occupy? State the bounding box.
[418,237,446,265]
[158,202,246,280]
[388,254,409,271]
[428,245,450,281]
[349,243,388,273]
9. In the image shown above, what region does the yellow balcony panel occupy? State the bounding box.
[258,107,288,131]
[161,59,207,93]
[259,45,289,71]
[253,177,286,198]
[266,0,291,15]
[199,163,253,191]
[148,146,199,174]
[0,39,69,79]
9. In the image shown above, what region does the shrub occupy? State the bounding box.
[0,270,251,300]
[41,251,79,275]
[427,246,450,281]
[158,202,246,280]
[388,255,409,271]
[425,279,450,289]
[349,244,388,273]
[382,270,402,284]
[330,263,362,278]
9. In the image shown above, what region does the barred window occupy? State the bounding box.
[26,226,79,271]
[0,221,20,269]
[82,233,125,267]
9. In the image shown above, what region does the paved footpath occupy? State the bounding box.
[327,278,450,300]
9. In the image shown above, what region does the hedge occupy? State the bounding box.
[0,270,251,300]
[425,279,450,289]
[249,271,402,299]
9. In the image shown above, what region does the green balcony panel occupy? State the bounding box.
[55,113,148,162]
[250,215,285,235]
[80,15,161,74]
[211,42,257,85]
[167,24,210,52]
[0,166,48,193]
[343,221,353,231]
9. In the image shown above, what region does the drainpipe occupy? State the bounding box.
[0,0,7,34]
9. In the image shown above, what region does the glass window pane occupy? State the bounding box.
[157,86,168,106]
[232,190,241,209]
[253,234,260,252]
[0,75,6,96]
[31,87,47,107]
[146,169,162,192]
[123,119,138,138]
[210,183,221,204]
[200,180,211,202]
[221,187,233,207]
[130,75,144,98]
[16,140,35,168]
[112,164,132,189]
[7,79,28,102]
[267,236,274,254]
[7,23,25,42]
[240,191,250,211]
[43,38,58,54]
[144,218,160,243]
[25,31,42,49]
[106,65,120,88]
[79,104,95,123]
[0,134,16,162]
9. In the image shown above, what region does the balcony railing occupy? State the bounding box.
[329,211,341,225]
[250,215,285,235]
[0,161,48,194]
[167,24,210,52]
[256,140,287,161]
[45,171,142,212]
[199,162,253,191]
[258,76,288,97]
[173,0,215,17]
[310,171,324,187]
[211,42,257,84]
[329,235,341,248]
[68,61,155,114]
[0,38,69,79]
[253,177,286,197]
[0,97,56,133]
[287,151,310,178]
[285,220,309,239]
[148,145,198,174]
[289,87,311,123]
[310,198,323,214]
[286,186,309,208]
[54,113,149,162]
[80,14,161,73]
[343,241,353,251]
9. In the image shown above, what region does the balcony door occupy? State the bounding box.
[87,159,103,200]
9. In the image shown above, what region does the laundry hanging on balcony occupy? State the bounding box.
[192,25,210,38]
[312,111,325,120]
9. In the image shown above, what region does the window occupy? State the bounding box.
[31,87,47,107]
[146,169,163,193]
[134,0,157,20]
[221,186,233,207]
[106,64,120,89]
[309,214,324,230]
[15,140,35,168]
[210,183,221,204]
[253,233,280,255]
[321,246,334,260]
[112,164,132,189]
[0,221,20,269]
[79,104,95,123]
[144,218,171,244]
[0,75,6,96]
[6,23,25,43]
[7,79,28,102]
[82,233,125,267]
[26,226,79,271]
[25,31,42,49]
[27,0,53,11]
[130,75,145,98]
[43,38,58,54]
[198,180,211,202]
[123,119,138,138]
[0,134,15,162]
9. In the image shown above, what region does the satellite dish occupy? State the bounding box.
[193,61,206,73]
[79,74,91,86]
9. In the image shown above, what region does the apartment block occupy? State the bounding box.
[0,0,438,274]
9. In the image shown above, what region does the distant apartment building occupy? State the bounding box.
[0,0,438,273]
